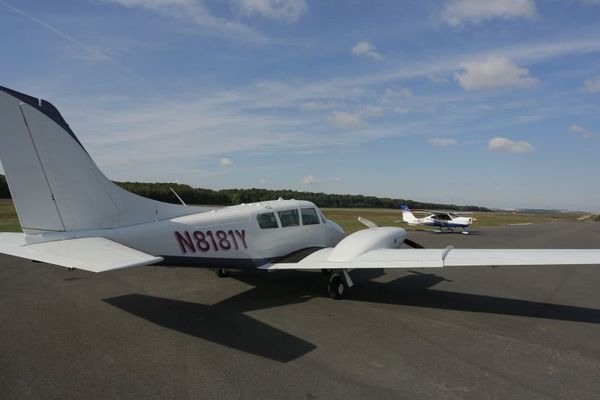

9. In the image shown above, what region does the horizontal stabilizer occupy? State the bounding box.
[0,233,162,272]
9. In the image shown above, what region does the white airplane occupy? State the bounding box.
[0,86,599,299]
[399,205,474,234]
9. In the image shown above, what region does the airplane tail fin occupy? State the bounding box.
[0,86,199,234]
[400,204,418,224]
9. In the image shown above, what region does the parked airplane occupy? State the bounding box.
[399,205,474,234]
[0,86,599,299]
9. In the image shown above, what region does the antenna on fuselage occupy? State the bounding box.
[170,187,188,207]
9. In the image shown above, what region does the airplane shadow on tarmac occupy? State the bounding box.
[343,269,600,323]
[104,268,600,363]
[233,269,600,325]
[104,287,317,363]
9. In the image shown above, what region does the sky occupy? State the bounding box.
[0,0,599,211]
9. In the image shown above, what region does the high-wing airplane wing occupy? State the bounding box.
[0,233,162,272]
[262,247,600,270]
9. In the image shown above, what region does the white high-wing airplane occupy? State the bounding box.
[399,205,474,234]
[0,86,599,299]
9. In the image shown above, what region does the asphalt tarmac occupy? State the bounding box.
[1,222,600,400]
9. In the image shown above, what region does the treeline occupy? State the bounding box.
[117,182,231,206]
[215,188,490,211]
[0,175,490,211]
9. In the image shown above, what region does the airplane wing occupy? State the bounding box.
[0,233,162,272]
[261,247,600,270]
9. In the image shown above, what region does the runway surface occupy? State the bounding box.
[1,222,600,400]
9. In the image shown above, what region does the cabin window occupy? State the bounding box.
[435,214,451,221]
[278,209,300,227]
[301,208,320,225]
[257,212,279,229]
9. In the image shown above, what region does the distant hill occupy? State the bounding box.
[0,175,490,212]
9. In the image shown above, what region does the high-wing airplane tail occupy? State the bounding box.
[400,204,418,224]
[0,86,202,235]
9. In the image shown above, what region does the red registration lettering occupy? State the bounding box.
[174,231,196,254]
[174,229,247,254]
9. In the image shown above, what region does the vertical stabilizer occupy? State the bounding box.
[0,86,204,234]
[0,91,65,231]
[400,205,418,224]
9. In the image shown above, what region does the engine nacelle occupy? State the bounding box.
[328,227,407,262]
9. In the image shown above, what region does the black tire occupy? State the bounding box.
[328,274,346,299]
[215,268,229,278]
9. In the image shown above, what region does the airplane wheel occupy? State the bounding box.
[215,268,229,278]
[328,274,346,299]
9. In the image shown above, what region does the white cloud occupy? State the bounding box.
[442,0,537,26]
[383,87,413,100]
[107,0,190,5]
[427,74,450,83]
[220,157,234,166]
[102,0,265,41]
[329,111,363,129]
[302,101,337,111]
[394,107,410,114]
[237,0,307,22]
[302,175,318,184]
[358,105,384,118]
[583,78,600,93]
[351,41,383,60]
[427,138,458,147]
[569,124,596,139]
[455,56,538,91]
[488,137,534,153]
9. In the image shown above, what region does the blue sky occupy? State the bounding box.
[1,0,599,211]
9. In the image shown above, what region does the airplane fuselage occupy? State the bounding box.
[412,216,472,229]
[27,199,346,269]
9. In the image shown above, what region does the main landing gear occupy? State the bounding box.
[215,266,354,300]
[324,269,354,300]
[214,268,230,277]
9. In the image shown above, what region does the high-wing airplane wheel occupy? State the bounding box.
[328,273,346,300]
[214,268,230,278]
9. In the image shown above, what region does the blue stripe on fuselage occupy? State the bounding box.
[424,221,468,228]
